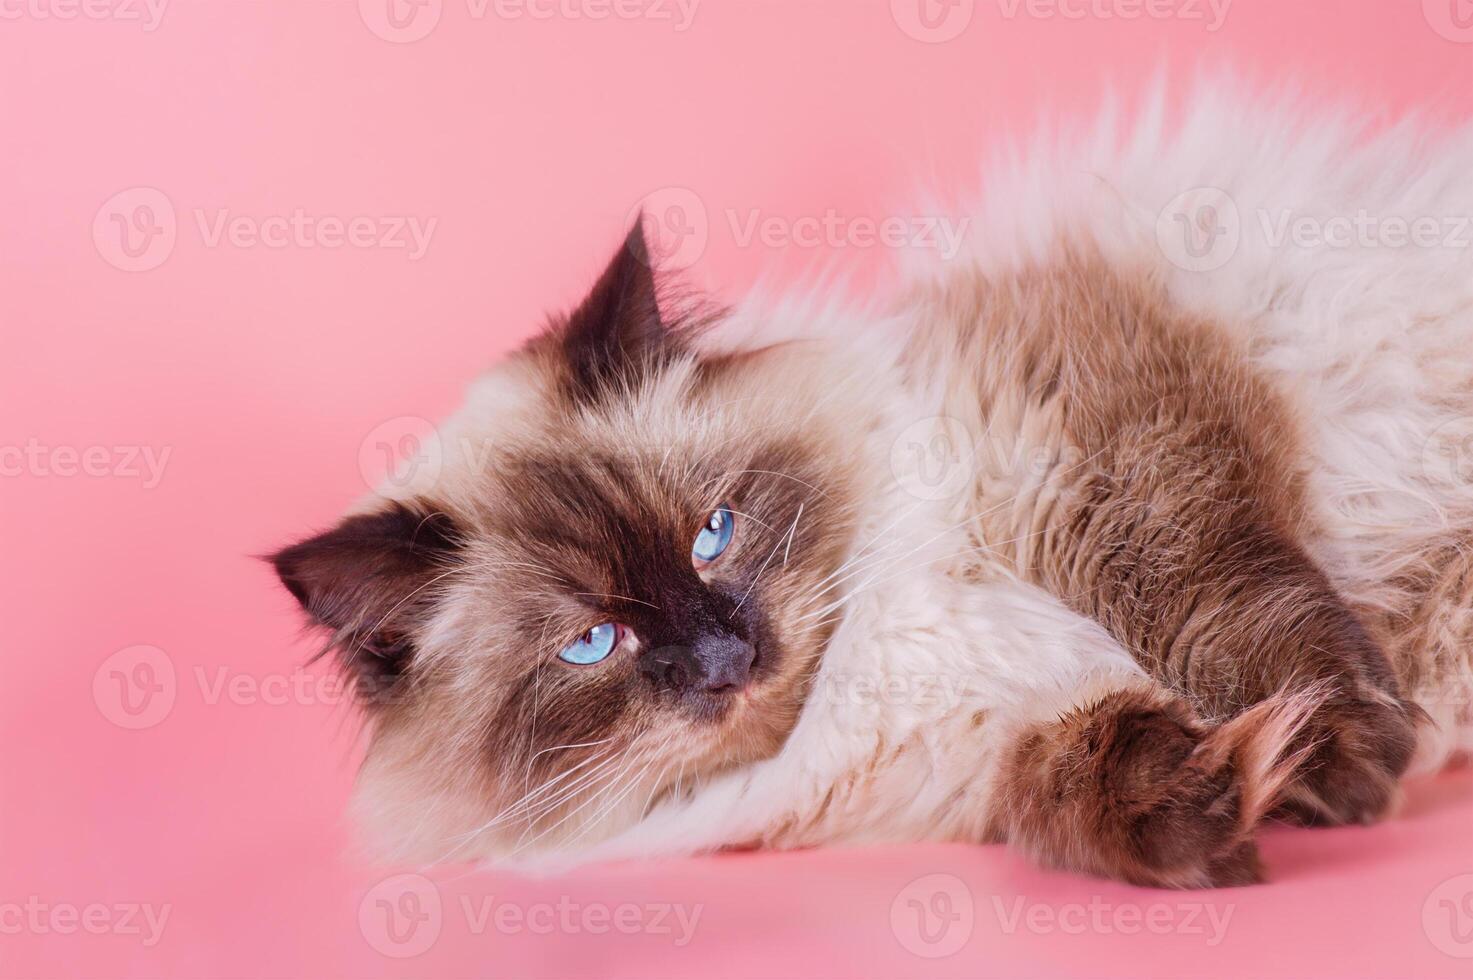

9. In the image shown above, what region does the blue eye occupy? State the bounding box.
[558,622,620,665]
[692,505,735,564]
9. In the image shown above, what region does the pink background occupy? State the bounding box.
[4,1,1473,977]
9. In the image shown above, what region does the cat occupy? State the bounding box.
[271,85,1473,888]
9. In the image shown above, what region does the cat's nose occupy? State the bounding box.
[691,631,756,692]
[640,632,756,695]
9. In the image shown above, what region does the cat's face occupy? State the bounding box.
[272,224,879,859]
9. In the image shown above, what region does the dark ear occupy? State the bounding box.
[558,218,681,400]
[270,502,463,697]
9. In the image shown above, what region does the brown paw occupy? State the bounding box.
[1089,701,1263,888]
[1005,688,1320,889]
[1276,688,1419,826]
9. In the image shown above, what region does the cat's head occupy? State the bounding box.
[271,222,885,860]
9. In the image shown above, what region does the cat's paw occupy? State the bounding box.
[1076,696,1271,889]
[1015,687,1322,889]
[1276,687,1420,826]
[998,686,1324,888]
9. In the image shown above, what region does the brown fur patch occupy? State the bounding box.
[910,250,1419,827]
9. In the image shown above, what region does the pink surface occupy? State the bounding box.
[4,2,1472,977]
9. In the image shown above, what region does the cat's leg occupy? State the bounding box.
[953,260,1422,826]
[1045,469,1422,826]
[920,255,1422,827]
[982,676,1322,888]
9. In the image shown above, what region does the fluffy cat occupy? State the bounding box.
[272,85,1473,888]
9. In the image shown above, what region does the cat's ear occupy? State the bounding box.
[269,502,462,697]
[558,217,679,399]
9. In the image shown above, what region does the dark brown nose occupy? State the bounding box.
[639,632,756,695]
